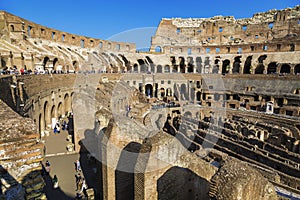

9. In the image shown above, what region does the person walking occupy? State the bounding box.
[53,175,59,189]
[80,178,88,194]
[45,160,51,175]
[75,160,81,172]
[75,171,82,191]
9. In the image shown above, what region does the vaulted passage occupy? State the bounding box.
[295,64,300,75]
[115,142,142,200]
[232,56,241,74]
[145,84,153,97]
[280,64,291,74]
[255,64,264,74]
[243,56,252,74]
[222,60,230,74]
[267,62,277,74]
[157,167,210,200]
[179,57,185,73]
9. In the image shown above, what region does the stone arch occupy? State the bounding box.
[267,62,277,74]
[179,57,185,73]
[212,59,220,74]
[255,64,264,74]
[115,142,142,200]
[51,105,56,120]
[157,65,162,73]
[64,93,71,113]
[222,59,230,74]
[155,46,162,53]
[43,57,49,69]
[44,101,51,129]
[243,56,252,74]
[196,91,201,101]
[166,88,172,97]
[280,64,291,74]
[53,58,59,70]
[196,57,202,73]
[73,60,79,71]
[160,88,165,98]
[57,102,63,117]
[232,56,241,74]
[294,64,300,75]
[180,84,188,100]
[133,64,139,72]
[145,84,153,97]
[164,65,170,73]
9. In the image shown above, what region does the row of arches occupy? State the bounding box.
[38,92,72,134]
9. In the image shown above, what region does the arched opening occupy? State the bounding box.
[294,64,300,75]
[10,25,14,32]
[280,64,291,74]
[196,92,201,101]
[222,59,230,74]
[180,84,188,100]
[232,56,241,74]
[212,59,219,74]
[138,59,147,73]
[155,46,162,53]
[73,61,79,71]
[133,64,138,72]
[157,65,162,73]
[267,62,277,74]
[204,57,211,74]
[64,93,71,114]
[145,84,153,98]
[179,57,185,73]
[43,57,49,69]
[187,57,194,73]
[44,101,50,129]
[157,167,210,200]
[51,105,56,123]
[160,88,165,98]
[243,56,252,74]
[164,65,170,73]
[190,88,195,101]
[53,58,58,70]
[57,102,63,118]
[166,88,172,97]
[196,57,202,73]
[255,64,264,74]
[115,142,142,200]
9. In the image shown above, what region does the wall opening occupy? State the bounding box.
[155,46,162,53]
[267,62,277,74]
[280,64,291,74]
[243,56,252,74]
[222,59,230,74]
[294,64,300,75]
[232,56,241,73]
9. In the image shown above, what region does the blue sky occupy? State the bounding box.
[0,0,299,49]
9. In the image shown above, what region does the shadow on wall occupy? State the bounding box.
[157,166,210,200]
[78,122,104,200]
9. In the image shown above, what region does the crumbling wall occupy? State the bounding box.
[0,100,45,199]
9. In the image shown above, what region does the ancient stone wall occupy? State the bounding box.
[0,100,45,199]
[150,6,300,54]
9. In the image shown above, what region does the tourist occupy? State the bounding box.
[45,160,51,174]
[80,178,88,194]
[53,175,59,189]
[75,171,82,191]
[75,160,81,172]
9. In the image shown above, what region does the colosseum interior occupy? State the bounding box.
[0,5,299,200]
